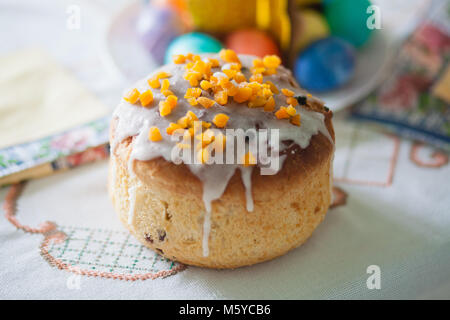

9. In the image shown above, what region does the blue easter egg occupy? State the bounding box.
[164,32,223,64]
[136,5,184,64]
[294,37,356,92]
[324,0,373,48]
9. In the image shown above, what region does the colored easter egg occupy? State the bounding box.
[224,29,280,58]
[164,32,223,64]
[324,0,373,48]
[294,37,356,92]
[292,9,330,53]
[136,5,184,64]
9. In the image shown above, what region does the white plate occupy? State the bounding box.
[103,1,425,112]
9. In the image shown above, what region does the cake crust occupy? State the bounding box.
[109,112,334,268]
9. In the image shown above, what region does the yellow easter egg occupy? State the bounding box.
[292,9,330,52]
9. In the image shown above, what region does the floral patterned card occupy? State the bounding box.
[351,0,450,151]
[0,116,110,185]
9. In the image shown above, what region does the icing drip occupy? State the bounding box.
[112,54,334,257]
[240,166,254,212]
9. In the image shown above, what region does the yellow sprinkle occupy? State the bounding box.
[219,49,240,63]
[166,95,178,109]
[197,97,215,109]
[263,96,276,112]
[281,88,294,97]
[253,59,264,68]
[139,90,154,107]
[176,143,191,149]
[248,96,267,108]
[148,126,162,142]
[265,81,279,94]
[161,79,170,92]
[148,78,160,89]
[124,88,140,104]
[214,91,228,105]
[159,101,172,117]
[200,80,212,90]
[213,113,229,128]
[173,54,186,64]
[263,55,281,69]
[161,89,174,97]
[287,96,299,106]
[166,123,183,135]
[286,105,297,116]
[177,116,189,129]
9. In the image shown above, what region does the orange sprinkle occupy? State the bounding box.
[242,151,256,166]
[263,55,281,69]
[250,73,263,84]
[156,71,171,79]
[281,88,294,97]
[214,91,228,105]
[124,88,140,104]
[200,80,212,90]
[263,96,276,112]
[166,95,178,109]
[139,90,154,107]
[148,78,160,89]
[187,97,198,106]
[219,49,240,63]
[248,96,267,108]
[290,114,301,126]
[185,87,202,99]
[186,110,198,124]
[173,54,186,64]
[207,58,220,68]
[234,87,253,103]
[148,126,162,141]
[197,97,215,109]
[213,113,229,128]
[275,107,290,119]
[265,81,279,94]
[161,89,174,97]
[166,123,183,135]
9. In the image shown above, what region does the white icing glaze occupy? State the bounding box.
[112,54,334,257]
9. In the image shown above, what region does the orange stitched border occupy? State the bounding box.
[3,182,186,281]
[330,186,347,209]
[410,142,449,168]
[334,134,401,187]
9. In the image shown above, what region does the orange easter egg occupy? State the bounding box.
[224,29,280,58]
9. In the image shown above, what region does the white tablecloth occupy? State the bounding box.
[1,0,449,299]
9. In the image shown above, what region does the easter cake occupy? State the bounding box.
[108,50,334,268]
